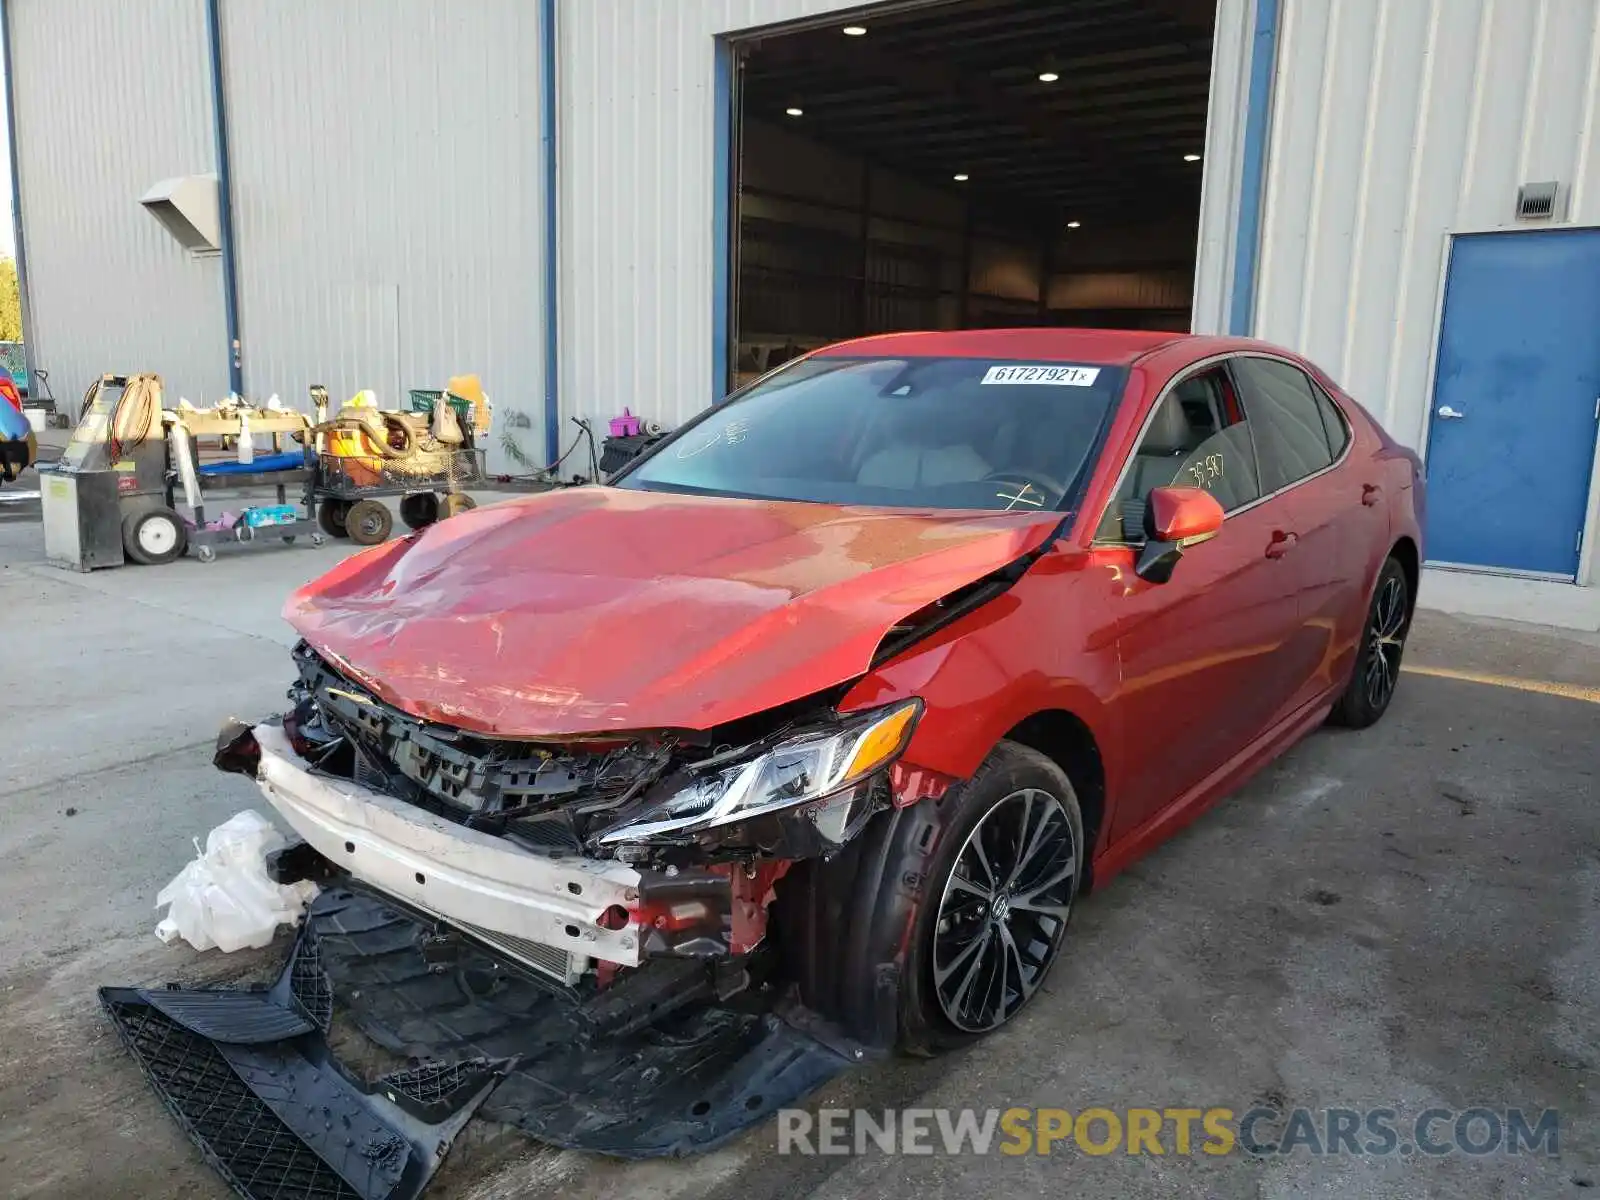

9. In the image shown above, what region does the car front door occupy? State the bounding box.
[1228,355,1358,714]
[1102,361,1309,841]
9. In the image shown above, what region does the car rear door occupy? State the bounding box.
[1104,361,1310,841]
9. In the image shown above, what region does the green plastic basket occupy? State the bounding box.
[407,389,473,425]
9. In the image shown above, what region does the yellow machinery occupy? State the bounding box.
[309,383,486,544]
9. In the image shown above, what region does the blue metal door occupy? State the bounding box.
[1425,229,1600,576]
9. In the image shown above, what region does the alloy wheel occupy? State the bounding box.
[1365,574,1408,711]
[932,788,1076,1033]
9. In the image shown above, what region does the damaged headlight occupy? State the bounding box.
[595,699,922,846]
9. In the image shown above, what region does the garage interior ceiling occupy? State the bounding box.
[740,0,1216,225]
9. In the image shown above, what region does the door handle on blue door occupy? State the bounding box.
[1437,405,1464,419]
[1265,530,1298,559]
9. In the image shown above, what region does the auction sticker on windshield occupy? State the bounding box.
[981,365,1101,386]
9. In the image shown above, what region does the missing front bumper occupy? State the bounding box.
[104,886,863,1199]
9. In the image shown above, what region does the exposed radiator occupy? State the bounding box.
[459,922,587,987]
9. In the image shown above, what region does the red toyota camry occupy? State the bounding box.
[198,329,1423,1152]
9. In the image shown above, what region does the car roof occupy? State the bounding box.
[812,327,1192,366]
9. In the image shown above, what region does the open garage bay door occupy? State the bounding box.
[729,0,1216,387]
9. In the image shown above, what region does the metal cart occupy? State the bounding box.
[30,368,74,429]
[313,445,486,545]
[166,413,326,563]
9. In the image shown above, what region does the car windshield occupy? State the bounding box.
[614,355,1126,512]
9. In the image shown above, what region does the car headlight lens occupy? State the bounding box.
[595,699,921,845]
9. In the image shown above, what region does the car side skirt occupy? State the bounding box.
[1090,691,1336,886]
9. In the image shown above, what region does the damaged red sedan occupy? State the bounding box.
[196,329,1422,1164]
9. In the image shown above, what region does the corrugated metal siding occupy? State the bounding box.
[558,0,841,437]
[7,0,227,406]
[558,0,1256,434]
[1254,0,1600,451]
[1193,0,1255,336]
[219,0,543,471]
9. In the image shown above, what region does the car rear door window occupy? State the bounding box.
[1096,365,1264,542]
[1229,357,1338,493]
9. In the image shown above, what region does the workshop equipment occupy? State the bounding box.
[410,374,492,441]
[41,375,172,569]
[167,398,324,564]
[599,430,665,476]
[21,366,70,428]
[313,383,485,543]
[41,374,324,569]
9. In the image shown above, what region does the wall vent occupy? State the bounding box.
[140,174,222,252]
[1515,181,1565,222]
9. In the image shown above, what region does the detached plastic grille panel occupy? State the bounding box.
[103,995,361,1200]
[377,1059,502,1122]
[290,931,335,1033]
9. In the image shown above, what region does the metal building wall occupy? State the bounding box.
[218,0,545,472]
[556,0,1259,435]
[1253,0,1600,454]
[6,0,228,407]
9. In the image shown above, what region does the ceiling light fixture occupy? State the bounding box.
[1184,153,1202,162]
[953,173,970,182]
[842,25,867,36]
[786,106,804,117]
[1038,70,1060,82]
[1066,220,1081,228]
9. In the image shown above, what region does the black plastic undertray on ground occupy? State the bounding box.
[305,888,859,1157]
[101,889,860,1200]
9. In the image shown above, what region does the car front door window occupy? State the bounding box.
[1097,365,1263,543]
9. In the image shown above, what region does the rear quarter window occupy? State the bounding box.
[1312,383,1350,457]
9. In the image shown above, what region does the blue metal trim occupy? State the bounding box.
[540,0,560,466]
[711,39,732,403]
[0,0,35,386]
[1228,0,1280,336]
[204,0,244,397]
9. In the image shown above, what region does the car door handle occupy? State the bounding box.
[1265,530,1298,559]
[1436,404,1464,419]
[1362,483,1382,507]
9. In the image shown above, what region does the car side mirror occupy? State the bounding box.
[1135,486,1225,584]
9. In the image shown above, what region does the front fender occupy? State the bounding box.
[837,561,1119,795]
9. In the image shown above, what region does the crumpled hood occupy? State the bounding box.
[285,486,1060,736]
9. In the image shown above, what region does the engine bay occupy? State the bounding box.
[282,641,897,871]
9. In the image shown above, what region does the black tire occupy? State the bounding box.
[399,493,440,529]
[774,741,1084,1056]
[1330,555,1411,728]
[121,508,187,566]
[442,493,477,519]
[344,498,393,546]
[318,499,350,539]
